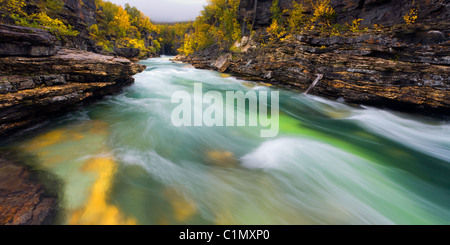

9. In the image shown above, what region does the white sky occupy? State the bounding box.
[106,0,207,23]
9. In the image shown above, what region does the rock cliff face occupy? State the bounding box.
[331,0,450,26]
[19,0,98,51]
[59,0,98,51]
[0,24,145,138]
[178,0,450,117]
[0,24,57,57]
[239,0,450,27]
[64,0,97,27]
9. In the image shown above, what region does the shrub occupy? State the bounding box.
[287,1,306,33]
[270,0,282,23]
[45,0,64,13]
[267,0,287,42]
[267,19,286,42]
[283,0,338,36]
[29,13,79,38]
[348,19,368,33]
[403,2,418,25]
[0,0,27,22]
[1,0,78,39]
[312,0,336,25]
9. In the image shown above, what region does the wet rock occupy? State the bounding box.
[205,151,238,167]
[0,157,57,225]
[42,75,67,86]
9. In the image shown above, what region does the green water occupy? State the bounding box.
[4,57,450,224]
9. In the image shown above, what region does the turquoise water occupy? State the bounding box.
[5,57,450,224]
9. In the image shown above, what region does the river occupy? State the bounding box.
[3,57,450,224]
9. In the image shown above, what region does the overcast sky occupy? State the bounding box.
[106,0,207,23]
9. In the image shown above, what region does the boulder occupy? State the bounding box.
[114,47,141,58]
[214,53,232,73]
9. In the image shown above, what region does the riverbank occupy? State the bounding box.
[174,0,449,118]
[0,24,146,138]
[174,22,450,117]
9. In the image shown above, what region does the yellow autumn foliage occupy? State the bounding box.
[178,0,241,55]
[312,0,336,24]
[0,0,27,20]
[89,0,161,55]
[287,1,306,33]
[404,4,418,25]
[0,0,78,39]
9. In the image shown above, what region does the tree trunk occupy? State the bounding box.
[251,0,258,29]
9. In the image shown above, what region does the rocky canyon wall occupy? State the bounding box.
[179,0,450,117]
